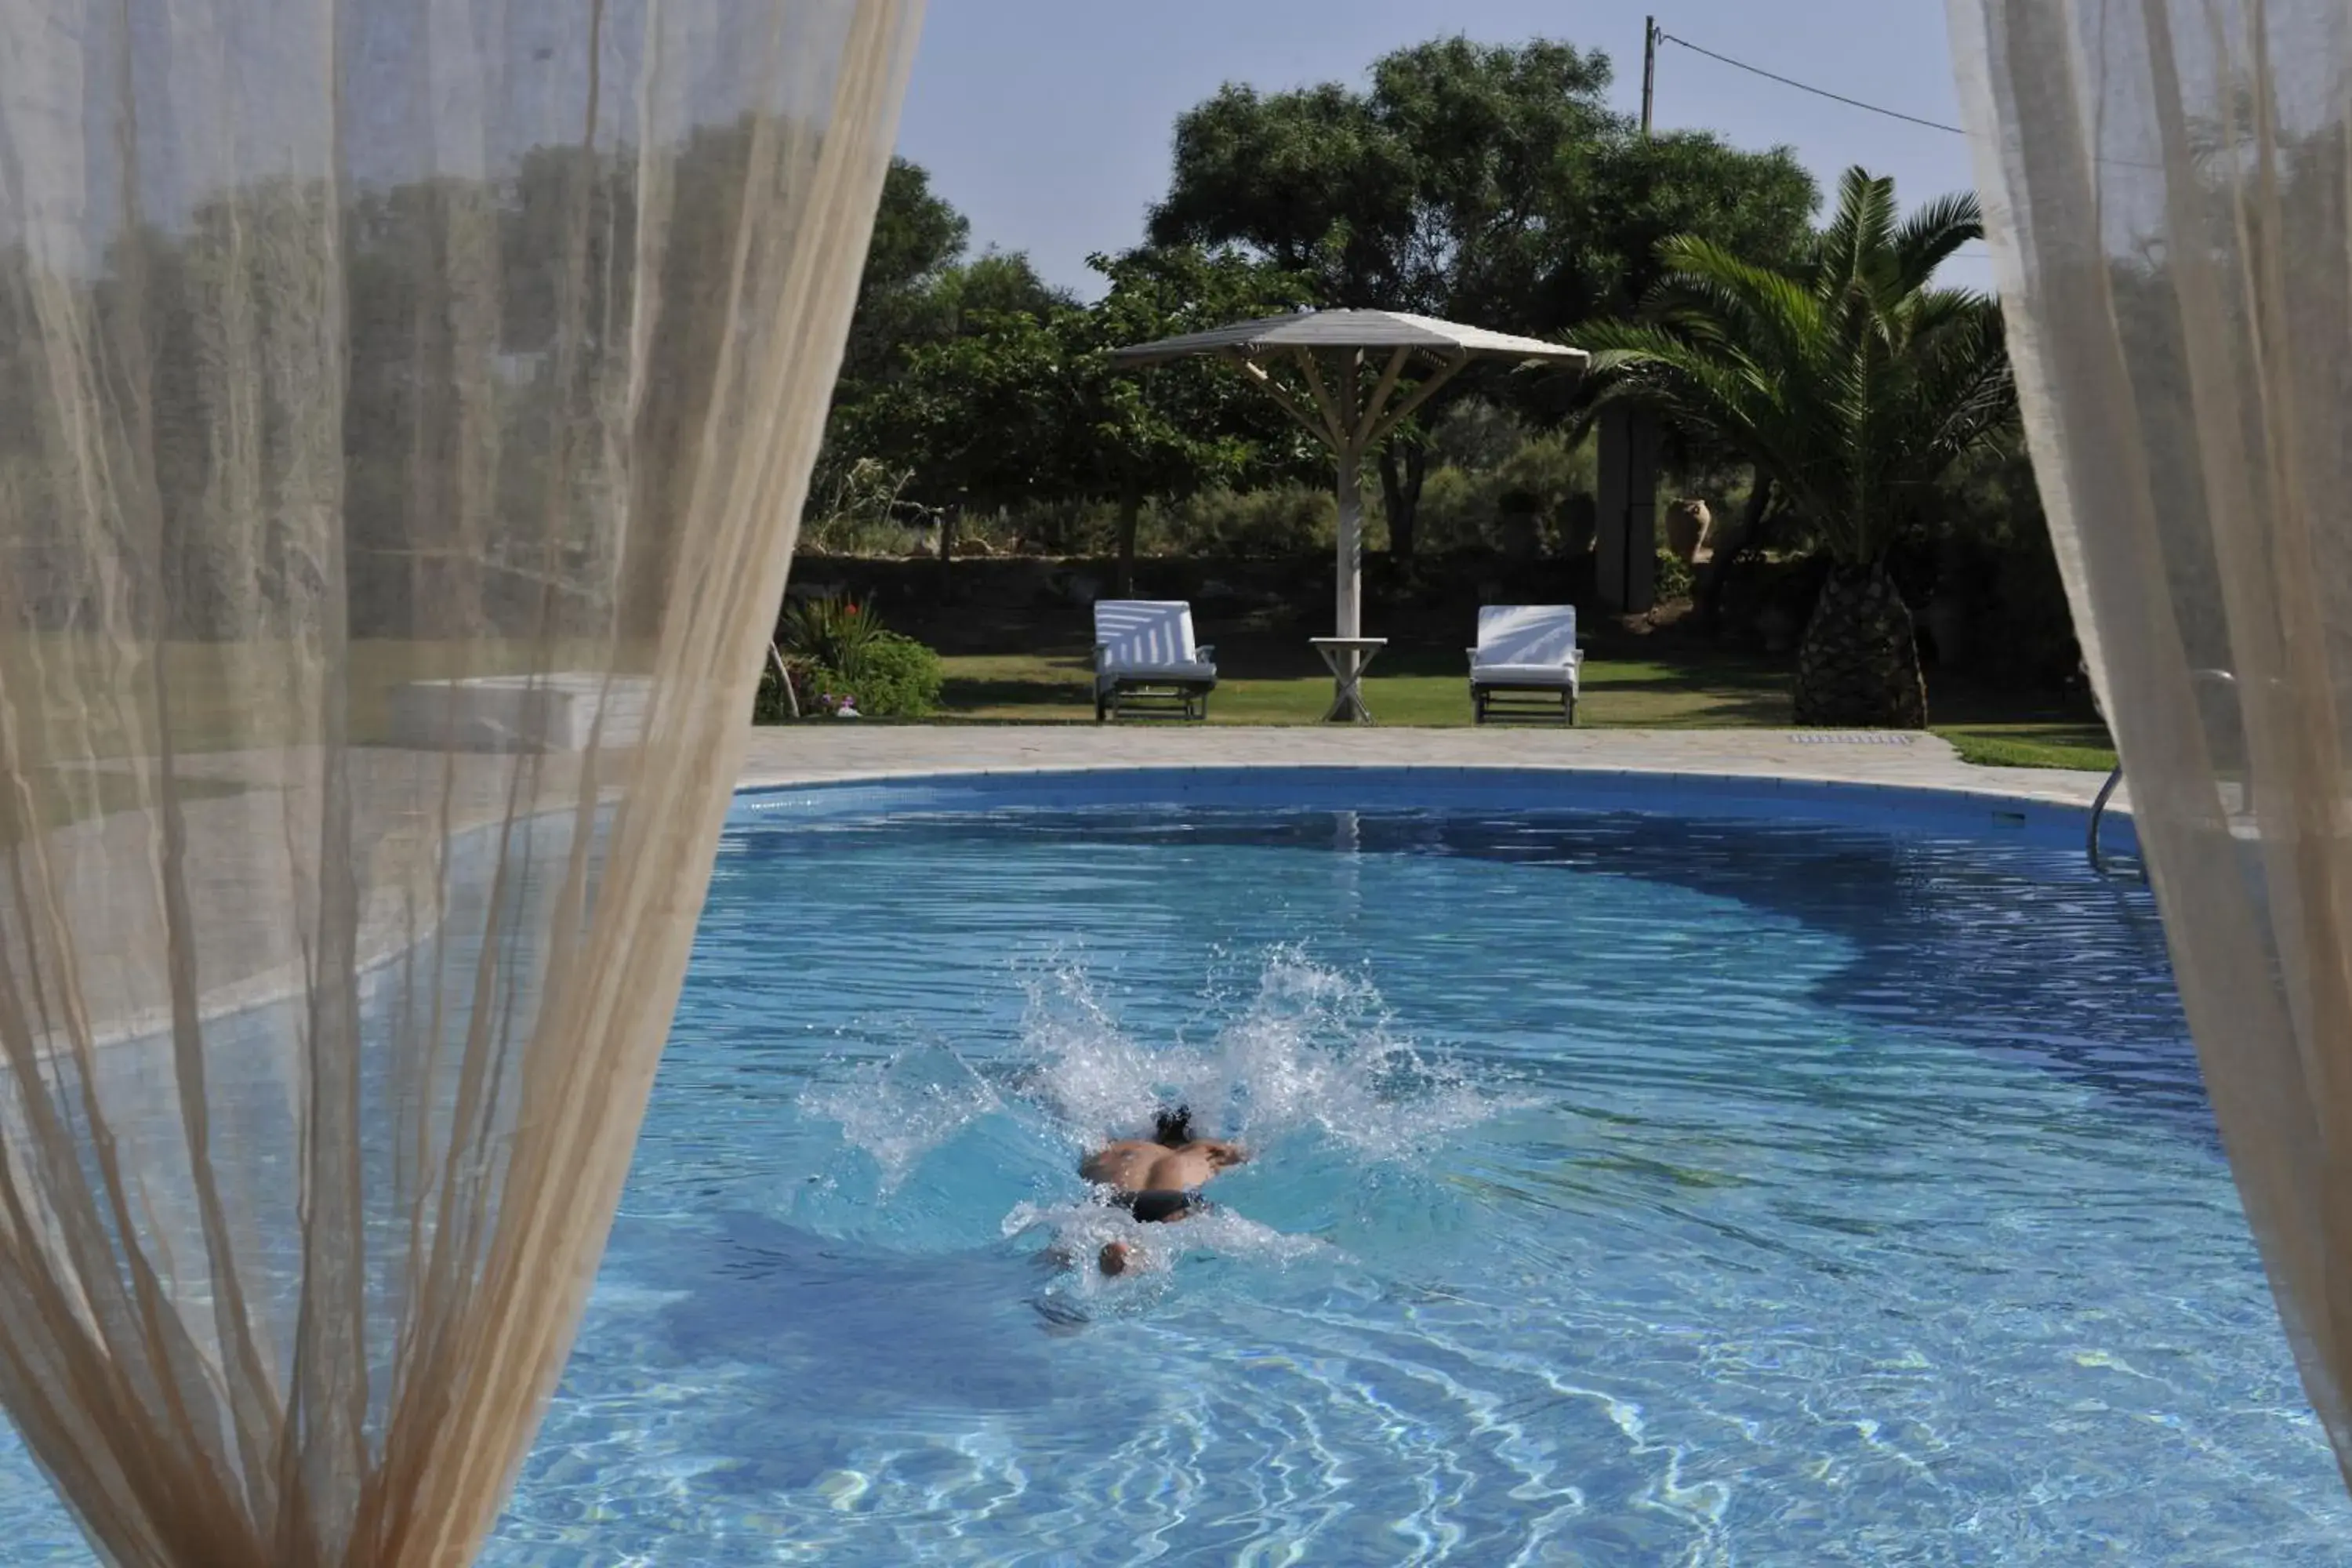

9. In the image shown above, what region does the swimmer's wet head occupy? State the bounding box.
[1152,1105,1194,1147]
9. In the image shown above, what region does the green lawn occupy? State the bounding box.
[1931,724,2118,772]
[921,639,2117,771]
[938,641,1793,728]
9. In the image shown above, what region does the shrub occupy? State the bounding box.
[800,456,924,555]
[1653,547,1695,604]
[760,594,946,720]
[1164,482,1336,557]
[781,665,862,717]
[779,591,882,671]
[1715,551,1832,652]
[835,631,944,717]
[1410,428,1598,554]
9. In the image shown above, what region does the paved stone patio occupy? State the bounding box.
[739,724,2124,808]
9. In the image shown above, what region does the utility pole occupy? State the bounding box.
[1641,17,1659,136]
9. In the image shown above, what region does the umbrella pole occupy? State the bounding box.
[1324,435,1377,723]
[1336,437,1361,642]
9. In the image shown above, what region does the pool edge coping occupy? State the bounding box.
[731,758,2132,818]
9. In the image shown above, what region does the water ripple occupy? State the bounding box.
[443,807,2352,1563]
[461,806,2352,1563]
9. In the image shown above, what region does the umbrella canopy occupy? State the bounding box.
[1109,308,1587,368]
[1112,310,1588,719]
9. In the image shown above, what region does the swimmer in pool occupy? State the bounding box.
[1080,1106,1247,1276]
[1080,1105,1249,1199]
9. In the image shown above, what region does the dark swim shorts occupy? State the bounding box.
[1114,1189,1205,1225]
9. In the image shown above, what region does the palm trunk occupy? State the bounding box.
[1791,561,1928,728]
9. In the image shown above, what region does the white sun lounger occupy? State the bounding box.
[1093,600,1217,722]
[1468,604,1581,725]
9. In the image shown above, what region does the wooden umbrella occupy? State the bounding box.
[1113,310,1587,720]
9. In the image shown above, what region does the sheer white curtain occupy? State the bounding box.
[1950,0,2352,1486]
[0,2,919,1561]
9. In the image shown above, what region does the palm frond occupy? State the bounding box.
[1812,167,1900,304]
[1646,235,1828,372]
[1900,285,1998,341]
[1575,165,2014,568]
[1907,314,2018,471]
[1892,191,1984,292]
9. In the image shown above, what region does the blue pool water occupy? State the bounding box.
[475,787,2347,1566]
[0,780,2340,1563]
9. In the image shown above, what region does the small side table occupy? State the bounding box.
[1309,636,1388,724]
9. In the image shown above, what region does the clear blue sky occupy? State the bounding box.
[895,0,1991,299]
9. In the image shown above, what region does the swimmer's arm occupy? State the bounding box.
[1200,1139,1250,1167]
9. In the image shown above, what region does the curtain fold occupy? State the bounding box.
[0,2,921,1562]
[1949,0,2352,1486]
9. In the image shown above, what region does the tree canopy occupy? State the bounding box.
[1058,245,1319,583]
[1144,36,1819,551]
[1062,249,1316,495]
[1149,38,1817,331]
[841,242,1316,568]
[813,36,1841,565]
[833,160,967,400]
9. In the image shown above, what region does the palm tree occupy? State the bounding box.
[1576,168,2018,727]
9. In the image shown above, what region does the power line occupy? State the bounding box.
[1657,31,1968,137]
[1646,26,1996,270]
[1652,29,2168,173]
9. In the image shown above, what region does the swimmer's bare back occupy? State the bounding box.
[1077,1139,1161,1190]
[1080,1138,1247,1193]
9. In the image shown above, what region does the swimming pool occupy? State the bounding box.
[0,769,2338,1563]
[480,770,2344,1565]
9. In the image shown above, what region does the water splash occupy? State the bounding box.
[793,950,1508,1272]
[1014,948,1503,1160]
[1004,1196,1330,1310]
[797,1040,1000,1195]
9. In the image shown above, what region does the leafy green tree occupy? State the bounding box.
[829,244,1312,589]
[1577,168,2018,727]
[1058,245,1318,591]
[862,160,971,300]
[818,161,1072,549]
[837,158,971,394]
[840,303,1070,577]
[837,163,1069,386]
[1148,34,1817,554]
[934,251,1074,325]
